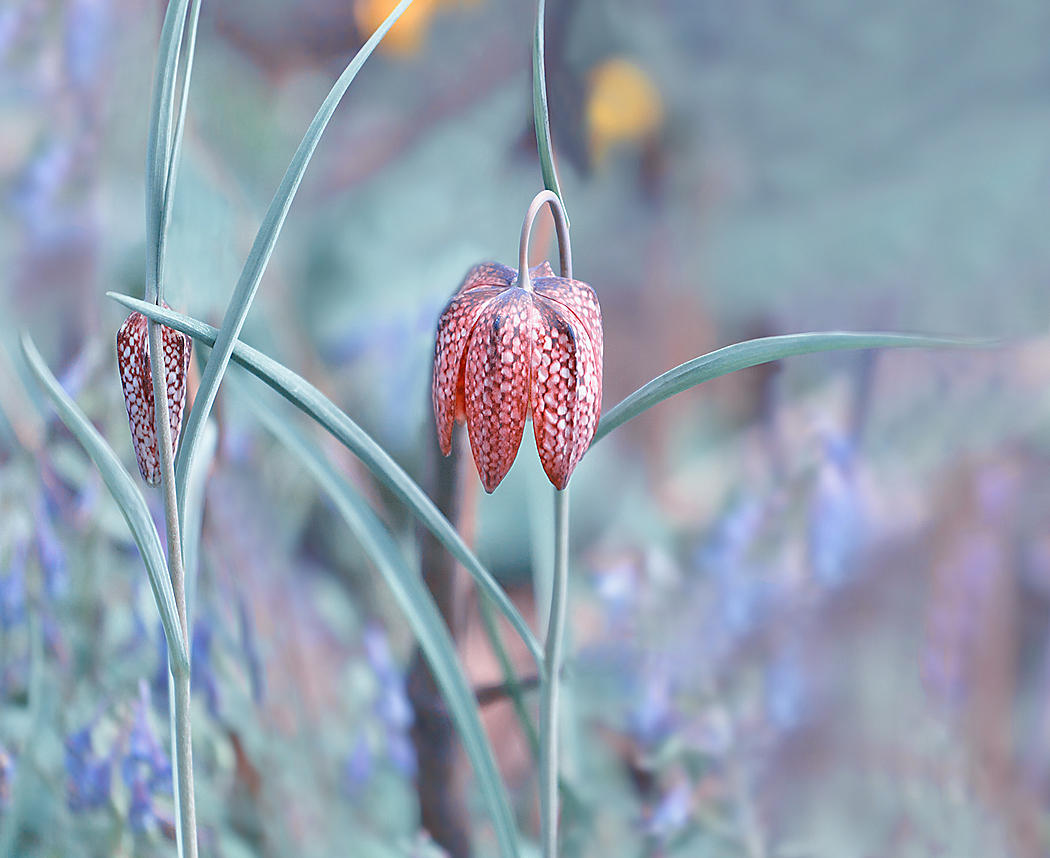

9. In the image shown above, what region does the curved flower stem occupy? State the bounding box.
[516,189,572,291]
[541,485,570,858]
[520,186,575,858]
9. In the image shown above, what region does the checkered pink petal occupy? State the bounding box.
[116,308,192,486]
[530,296,601,490]
[432,260,603,493]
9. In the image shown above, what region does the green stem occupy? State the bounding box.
[169,664,198,858]
[540,485,570,858]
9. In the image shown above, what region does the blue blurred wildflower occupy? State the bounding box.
[0,537,27,629]
[192,619,221,719]
[628,661,677,748]
[344,732,373,794]
[0,5,24,66]
[807,430,863,589]
[64,0,110,89]
[764,645,808,732]
[8,140,76,248]
[35,494,69,600]
[386,729,418,779]
[642,777,692,844]
[363,621,417,775]
[122,681,172,832]
[65,726,111,812]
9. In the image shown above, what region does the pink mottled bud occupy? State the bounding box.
[432,262,603,492]
[116,308,192,486]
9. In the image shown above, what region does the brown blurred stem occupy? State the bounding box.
[408,413,474,858]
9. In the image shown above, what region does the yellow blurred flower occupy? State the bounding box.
[586,58,664,167]
[355,0,483,57]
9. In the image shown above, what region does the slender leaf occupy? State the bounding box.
[174,0,419,539]
[107,294,544,671]
[153,0,203,306]
[532,0,564,214]
[145,0,192,304]
[249,396,523,858]
[19,332,189,672]
[593,331,994,445]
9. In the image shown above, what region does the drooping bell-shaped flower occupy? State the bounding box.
[116,307,191,486]
[433,260,603,492]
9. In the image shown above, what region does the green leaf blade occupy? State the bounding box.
[173,0,419,535]
[145,0,192,304]
[251,400,523,858]
[108,294,544,671]
[532,0,565,215]
[593,331,995,445]
[19,332,189,673]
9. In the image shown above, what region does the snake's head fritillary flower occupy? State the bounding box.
[116,307,191,486]
[433,261,603,493]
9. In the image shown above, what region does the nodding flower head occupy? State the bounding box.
[116,307,191,486]
[433,259,603,492]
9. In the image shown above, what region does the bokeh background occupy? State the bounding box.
[3,0,1050,856]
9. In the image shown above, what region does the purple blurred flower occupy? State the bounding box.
[35,495,69,600]
[192,619,221,719]
[628,661,677,748]
[64,0,110,89]
[362,621,417,775]
[65,726,111,812]
[0,536,27,629]
[386,729,418,779]
[764,646,808,732]
[0,5,24,66]
[344,732,373,793]
[123,682,172,792]
[642,778,692,843]
[121,681,172,832]
[807,431,863,589]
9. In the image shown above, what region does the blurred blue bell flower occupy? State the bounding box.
[192,619,221,719]
[35,494,69,600]
[344,732,374,794]
[807,428,863,589]
[0,536,27,630]
[64,0,110,89]
[65,726,111,812]
[122,680,172,794]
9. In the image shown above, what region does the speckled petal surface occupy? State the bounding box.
[463,288,537,492]
[459,261,516,293]
[432,285,503,455]
[529,296,601,490]
[533,275,604,397]
[116,309,192,486]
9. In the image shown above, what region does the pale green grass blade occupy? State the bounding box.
[533,0,564,213]
[249,397,523,858]
[593,331,993,445]
[174,0,418,534]
[183,418,217,628]
[153,0,203,306]
[145,0,192,304]
[108,294,544,671]
[19,332,189,672]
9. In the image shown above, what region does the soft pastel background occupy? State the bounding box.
[2,0,1050,856]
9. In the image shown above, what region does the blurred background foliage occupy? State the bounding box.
[2,0,1050,856]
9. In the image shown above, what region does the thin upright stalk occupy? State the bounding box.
[540,485,570,858]
[144,0,202,853]
[148,317,198,858]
